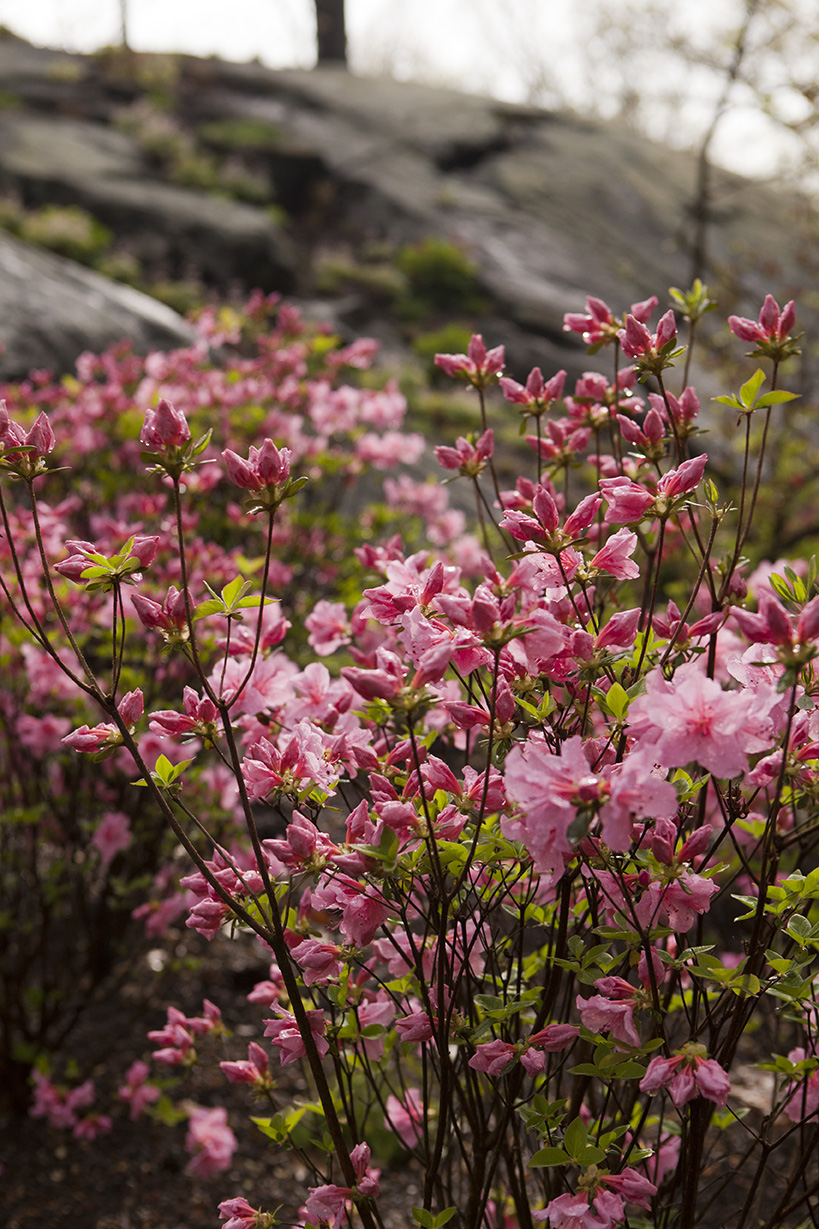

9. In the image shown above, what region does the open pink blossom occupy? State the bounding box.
[640,1044,730,1108]
[434,334,504,387]
[91,811,132,865]
[184,1105,237,1177]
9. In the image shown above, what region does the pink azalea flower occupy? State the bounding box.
[222,439,291,491]
[264,1008,329,1065]
[578,990,641,1048]
[729,295,796,345]
[118,1061,160,1120]
[385,1088,423,1150]
[91,810,132,866]
[140,397,190,450]
[590,528,640,579]
[184,1105,237,1177]
[218,1196,270,1229]
[469,1039,518,1076]
[629,661,767,778]
[434,428,494,475]
[434,334,505,387]
[640,1044,730,1108]
[219,1042,271,1089]
[783,1047,819,1123]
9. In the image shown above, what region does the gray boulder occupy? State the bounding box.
[0,113,296,291]
[0,231,195,381]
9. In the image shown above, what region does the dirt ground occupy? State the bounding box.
[0,929,814,1229]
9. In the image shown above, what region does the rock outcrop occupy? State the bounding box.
[0,29,812,383]
[0,230,194,381]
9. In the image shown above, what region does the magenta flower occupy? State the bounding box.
[222,438,291,491]
[140,397,191,450]
[434,428,494,475]
[434,334,505,388]
[729,295,796,345]
[0,404,55,475]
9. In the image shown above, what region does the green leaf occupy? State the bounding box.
[605,681,629,721]
[412,1211,434,1228]
[193,598,225,620]
[564,1116,588,1159]
[474,995,504,1010]
[739,369,766,408]
[221,574,248,606]
[755,390,800,407]
[787,914,812,939]
[528,1146,570,1168]
[577,1144,607,1165]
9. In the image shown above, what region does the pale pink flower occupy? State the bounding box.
[385,1088,423,1149]
[264,1008,329,1065]
[469,1040,518,1075]
[91,810,132,866]
[783,1047,819,1123]
[184,1105,237,1177]
[590,528,640,579]
[629,661,762,778]
[118,1060,160,1120]
[578,990,641,1048]
[305,599,351,655]
[640,1045,730,1108]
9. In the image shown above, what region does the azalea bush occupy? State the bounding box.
[3,281,819,1229]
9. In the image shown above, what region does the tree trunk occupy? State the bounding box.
[314,0,347,67]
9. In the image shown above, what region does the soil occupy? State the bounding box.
[0,927,813,1229]
[0,930,421,1229]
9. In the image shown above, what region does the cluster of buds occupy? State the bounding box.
[729,294,801,364]
[55,535,159,592]
[434,333,505,389]
[222,439,306,514]
[131,584,191,646]
[62,689,143,758]
[563,294,658,350]
[0,403,55,479]
[618,310,683,378]
[140,398,212,480]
